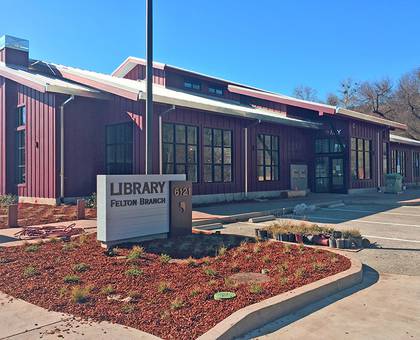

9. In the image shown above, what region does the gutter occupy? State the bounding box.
[59,95,74,202]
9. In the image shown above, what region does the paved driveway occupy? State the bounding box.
[221,193,420,339]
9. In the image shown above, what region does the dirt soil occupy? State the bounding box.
[0,204,96,228]
[0,234,351,340]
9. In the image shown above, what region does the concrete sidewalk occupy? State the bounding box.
[0,293,158,340]
[242,268,420,340]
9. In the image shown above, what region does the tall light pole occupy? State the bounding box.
[145,0,153,174]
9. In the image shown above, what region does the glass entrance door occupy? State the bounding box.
[315,157,329,192]
[331,157,345,192]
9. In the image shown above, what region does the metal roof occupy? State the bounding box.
[390,134,420,147]
[53,64,321,129]
[0,62,108,99]
[336,108,407,130]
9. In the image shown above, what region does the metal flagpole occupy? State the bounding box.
[145,0,153,174]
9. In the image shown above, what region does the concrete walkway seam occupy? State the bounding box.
[197,256,362,340]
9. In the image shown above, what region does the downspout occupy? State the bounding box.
[245,119,261,198]
[59,95,74,202]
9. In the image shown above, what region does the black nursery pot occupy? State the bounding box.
[280,233,290,242]
[288,233,296,243]
[257,229,268,240]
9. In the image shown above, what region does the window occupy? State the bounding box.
[414,152,420,178]
[203,128,232,182]
[105,122,133,175]
[383,142,388,175]
[183,79,201,91]
[351,137,372,180]
[162,123,198,182]
[208,85,223,96]
[391,149,406,177]
[315,138,344,153]
[257,134,279,181]
[16,106,26,184]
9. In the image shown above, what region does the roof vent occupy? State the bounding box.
[0,35,29,52]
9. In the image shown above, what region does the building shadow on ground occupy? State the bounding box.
[239,265,380,339]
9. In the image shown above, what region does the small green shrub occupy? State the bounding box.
[64,274,81,284]
[85,192,97,209]
[170,297,185,310]
[186,256,197,267]
[128,290,141,300]
[23,266,39,277]
[224,277,238,288]
[126,267,144,277]
[190,287,201,297]
[157,281,171,293]
[127,246,145,261]
[100,284,115,295]
[25,244,40,253]
[73,263,89,273]
[49,237,60,244]
[159,253,172,264]
[202,258,211,266]
[62,242,77,252]
[204,268,217,277]
[283,244,291,254]
[295,268,306,279]
[279,277,289,286]
[160,310,171,320]
[0,194,18,207]
[249,283,263,294]
[253,243,261,253]
[331,255,339,263]
[78,234,88,245]
[313,262,325,271]
[121,304,136,314]
[262,255,271,263]
[58,287,67,298]
[216,245,227,257]
[70,286,90,303]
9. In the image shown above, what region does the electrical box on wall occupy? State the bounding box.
[290,164,308,191]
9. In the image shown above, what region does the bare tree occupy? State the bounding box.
[357,78,393,117]
[338,78,359,109]
[293,85,318,102]
[326,93,339,106]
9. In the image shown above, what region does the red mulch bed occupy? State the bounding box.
[0,234,351,339]
[0,204,96,228]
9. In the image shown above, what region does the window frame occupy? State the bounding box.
[414,151,420,178]
[15,105,26,184]
[162,123,199,183]
[208,84,224,96]
[257,133,280,182]
[183,78,201,92]
[203,127,233,183]
[350,137,372,180]
[105,122,134,175]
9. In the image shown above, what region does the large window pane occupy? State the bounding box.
[162,123,198,182]
[203,128,233,183]
[106,122,133,175]
[257,133,279,181]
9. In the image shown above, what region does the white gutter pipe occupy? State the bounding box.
[60,95,74,202]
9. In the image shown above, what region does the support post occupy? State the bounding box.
[77,199,86,220]
[7,204,18,228]
[145,0,153,174]
[244,127,248,197]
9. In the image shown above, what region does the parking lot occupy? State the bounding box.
[220,195,420,339]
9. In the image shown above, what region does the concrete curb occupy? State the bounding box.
[197,254,362,340]
[192,200,344,227]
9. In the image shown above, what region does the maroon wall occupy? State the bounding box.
[125,64,165,85]
[389,142,420,184]
[16,85,57,198]
[0,77,5,195]
[0,48,29,67]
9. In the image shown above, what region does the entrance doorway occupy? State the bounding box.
[315,156,346,193]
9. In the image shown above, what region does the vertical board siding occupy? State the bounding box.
[389,143,420,183]
[0,77,5,194]
[124,65,165,85]
[15,85,57,198]
[349,120,385,189]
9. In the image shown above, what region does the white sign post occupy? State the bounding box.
[97,174,185,247]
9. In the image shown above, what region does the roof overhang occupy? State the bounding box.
[55,64,321,130]
[0,62,108,99]
[390,134,420,147]
[112,57,166,77]
[228,84,336,115]
[336,108,407,130]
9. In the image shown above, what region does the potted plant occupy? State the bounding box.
[348,229,362,248]
[336,238,345,249]
[328,237,337,248]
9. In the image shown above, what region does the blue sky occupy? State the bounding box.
[1,0,419,99]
